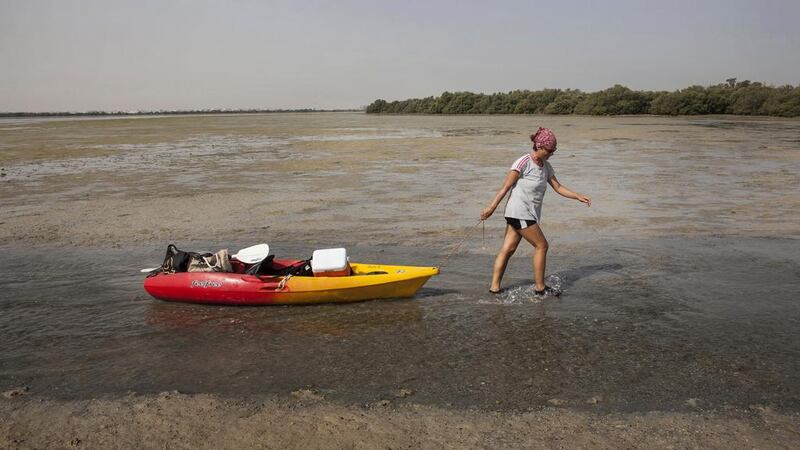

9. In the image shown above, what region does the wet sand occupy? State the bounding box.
[3,393,799,449]
[1,113,798,248]
[2,113,800,447]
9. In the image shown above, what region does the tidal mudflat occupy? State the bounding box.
[1,113,799,447]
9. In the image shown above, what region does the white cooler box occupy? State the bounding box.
[311,248,351,277]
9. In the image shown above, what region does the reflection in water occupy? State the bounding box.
[145,299,424,338]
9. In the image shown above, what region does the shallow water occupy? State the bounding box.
[1,236,799,412]
[1,113,799,412]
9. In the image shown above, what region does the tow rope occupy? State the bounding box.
[435,219,486,270]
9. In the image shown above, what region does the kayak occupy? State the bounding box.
[143,259,439,306]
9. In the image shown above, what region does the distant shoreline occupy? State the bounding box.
[0,109,361,118]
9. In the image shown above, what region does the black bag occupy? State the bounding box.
[160,244,191,274]
[149,244,209,276]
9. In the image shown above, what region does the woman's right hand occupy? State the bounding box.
[480,206,495,220]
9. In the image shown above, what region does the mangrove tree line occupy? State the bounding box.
[366,80,800,117]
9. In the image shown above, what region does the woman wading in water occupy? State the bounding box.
[480,127,591,296]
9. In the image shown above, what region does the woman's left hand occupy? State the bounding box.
[576,194,591,207]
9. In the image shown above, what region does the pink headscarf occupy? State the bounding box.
[531,127,557,150]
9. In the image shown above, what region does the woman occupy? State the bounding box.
[480,127,591,296]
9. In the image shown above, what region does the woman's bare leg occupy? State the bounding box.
[490,224,522,292]
[518,224,549,290]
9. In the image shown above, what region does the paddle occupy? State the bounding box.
[232,243,270,264]
[139,243,270,273]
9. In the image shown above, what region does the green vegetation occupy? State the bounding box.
[366,80,800,117]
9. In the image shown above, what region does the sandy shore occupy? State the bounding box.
[3,391,799,449]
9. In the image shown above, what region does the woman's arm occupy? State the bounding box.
[548,174,591,206]
[480,170,520,220]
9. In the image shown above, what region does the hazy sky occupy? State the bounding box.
[1,0,799,111]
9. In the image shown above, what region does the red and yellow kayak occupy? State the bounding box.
[144,260,438,306]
